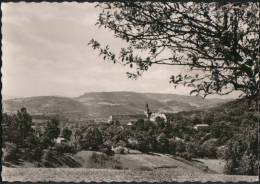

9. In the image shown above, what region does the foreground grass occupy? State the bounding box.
[2,167,258,182]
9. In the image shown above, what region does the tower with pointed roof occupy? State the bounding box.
[145,103,152,120]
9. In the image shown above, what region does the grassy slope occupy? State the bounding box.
[3,150,212,172]
[193,159,226,174]
[75,151,204,172]
[3,151,258,182]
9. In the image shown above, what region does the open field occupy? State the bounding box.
[2,167,258,182]
[75,151,205,172]
[2,152,258,182]
[193,159,226,173]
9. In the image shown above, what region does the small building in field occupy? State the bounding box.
[172,136,185,142]
[127,122,133,126]
[194,124,209,131]
[55,136,68,144]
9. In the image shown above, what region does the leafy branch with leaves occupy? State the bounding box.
[89,2,259,101]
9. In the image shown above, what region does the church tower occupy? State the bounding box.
[145,103,152,120]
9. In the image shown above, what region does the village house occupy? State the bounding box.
[193,124,209,131]
[55,136,68,144]
[127,122,133,126]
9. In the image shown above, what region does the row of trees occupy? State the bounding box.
[2,108,73,165]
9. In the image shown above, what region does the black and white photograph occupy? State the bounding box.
[1,1,259,182]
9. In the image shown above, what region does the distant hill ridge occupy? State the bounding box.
[3,91,230,120]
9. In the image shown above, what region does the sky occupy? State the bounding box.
[1,2,238,99]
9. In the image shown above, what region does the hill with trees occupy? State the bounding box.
[2,97,258,175]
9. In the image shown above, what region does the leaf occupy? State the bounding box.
[151,48,157,54]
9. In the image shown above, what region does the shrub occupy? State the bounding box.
[185,142,197,158]
[156,133,169,153]
[216,145,228,159]
[61,128,72,141]
[99,144,114,156]
[200,138,218,158]
[44,119,60,141]
[223,127,258,175]
[80,127,103,150]
[136,119,145,130]
[175,140,186,153]
[134,133,151,152]
[31,147,43,161]
[88,152,109,167]
[54,143,76,154]
[168,138,176,154]
[224,160,237,175]
[3,143,19,162]
[238,152,258,175]
[175,151,192,161]
[22,147,43,161]
[41,149,56,167]
[113,164,123,170]
[88,152,122,169]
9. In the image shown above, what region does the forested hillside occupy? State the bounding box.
[3,92,228,120]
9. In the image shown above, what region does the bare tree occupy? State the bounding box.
[89,2,259,102]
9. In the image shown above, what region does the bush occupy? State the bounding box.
[99,144,114,156]
[168,138,176,154]
[135,133,151,152]
[54,143,76,154]
[185,142,197,158]
[61,128,72,141]
[80,127,103,150]
[3,143,19,162]
[88,152,111,167]
[113,164,123,170]
[238,152,258,175]
[41,149,56,167]
[178,152,192,161]
[31,147,43,160]
[88,152,122,169]
[44,119,60,140]
[223,127,258,175]
[224,160,237,175]
[22,147,43,161]
[216,145,228,159]
[175,140,186,153]
[89,152,108,166]
[136,119,145,130]
[200,138,218,158]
